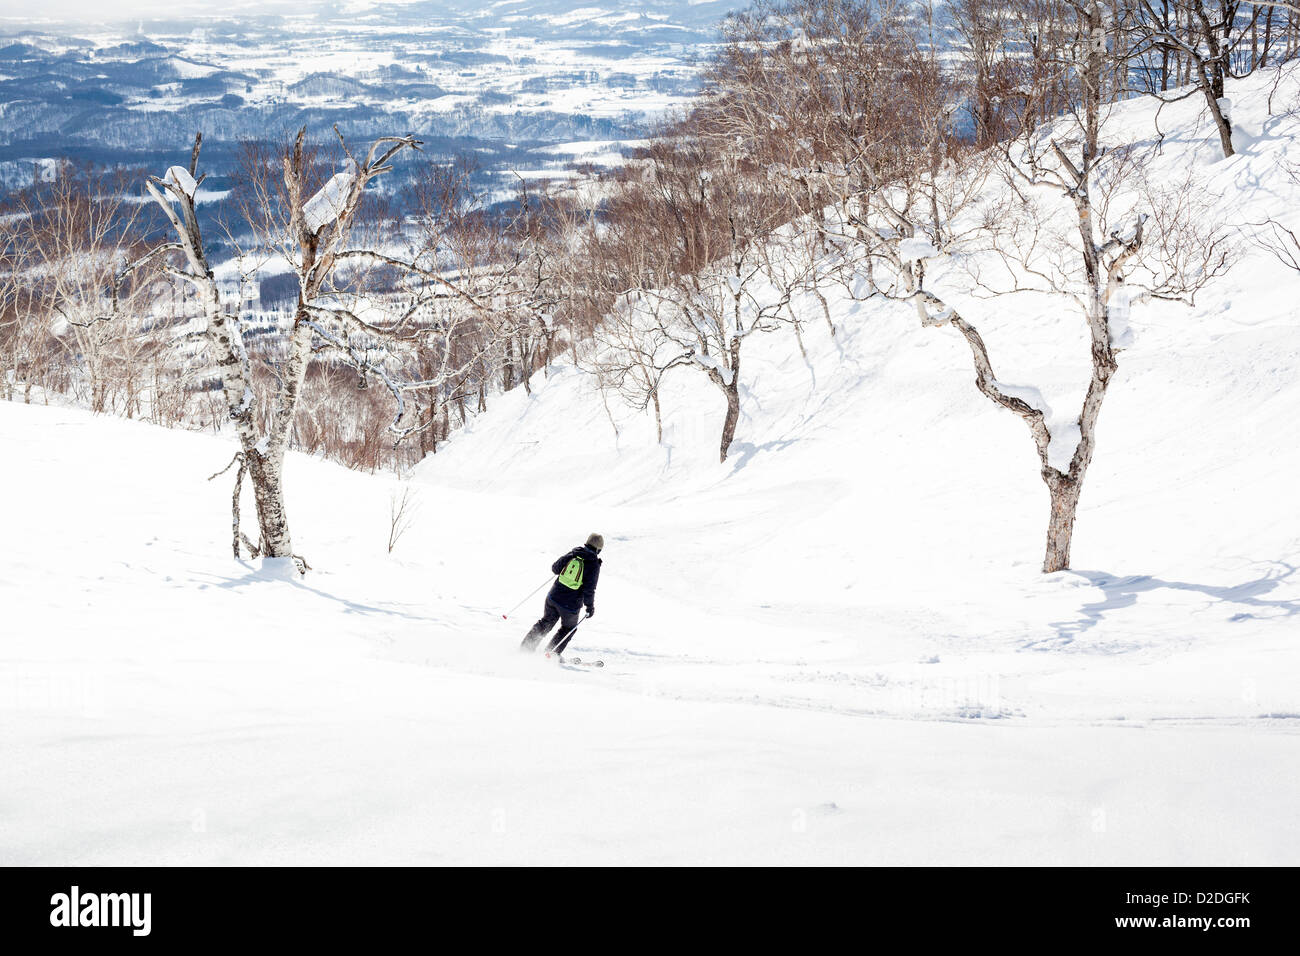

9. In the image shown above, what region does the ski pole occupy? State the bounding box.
[549,610,590,654]
[502,576,553,619]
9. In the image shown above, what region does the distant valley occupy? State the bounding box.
[0,1,745,199]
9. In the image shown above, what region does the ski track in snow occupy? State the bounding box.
[4,70,1300,865]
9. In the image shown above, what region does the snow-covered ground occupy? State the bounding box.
[3,71,1299,865]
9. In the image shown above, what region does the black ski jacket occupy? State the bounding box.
[547,544,602,613]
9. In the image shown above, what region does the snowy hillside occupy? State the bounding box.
[3,69,1300,865]
[423,68,1300,722]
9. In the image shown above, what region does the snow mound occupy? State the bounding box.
[898,236,939,261]
[258,556,304,582]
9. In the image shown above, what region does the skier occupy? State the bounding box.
[520,533,604,659]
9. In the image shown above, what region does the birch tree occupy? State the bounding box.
[597,138,804,463]
[1126,0,1298,156]
[381,165,569,446]
[869,1,1232,571]
[15,166,156,414]
[132,130,434,569]
[0,197,31,402]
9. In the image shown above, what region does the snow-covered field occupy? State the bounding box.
[3,71,1300,865]
[1,3,718,127]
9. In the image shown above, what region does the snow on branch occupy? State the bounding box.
[911,289,1064,473]
[303,159,357,233]
[163,166,198,200]
[689,350,734,386]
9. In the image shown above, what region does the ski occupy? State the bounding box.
[542,652,602,667]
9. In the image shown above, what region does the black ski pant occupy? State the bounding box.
[520,597,582,654]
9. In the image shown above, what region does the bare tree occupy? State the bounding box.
[1127,0,1300,156]
[593,298,676,444]
[711,0,1230,570]
[0,194,31,402]
[951,0,1020,146]
[373,161,565,453]
[1249,158,1300,270]
[873,1,1234,571]
[123,130,436,569]
[387,484,419,554]
[13,165,158,414]
[594,136,805,463]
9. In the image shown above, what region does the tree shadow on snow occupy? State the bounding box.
[725,437,801,473]
[1036,561,1300,650]
[195,563,432,622]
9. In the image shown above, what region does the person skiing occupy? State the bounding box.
[520,533,603,659]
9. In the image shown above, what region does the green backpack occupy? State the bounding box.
[557,556,584,590]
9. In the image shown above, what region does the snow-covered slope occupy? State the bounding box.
[3,70,1299,865]
[421,68,1300,722]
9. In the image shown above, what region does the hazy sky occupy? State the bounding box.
[0,0,333,24]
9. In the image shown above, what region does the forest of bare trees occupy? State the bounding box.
[1,0,1296,570]
[583,0,1267,568]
